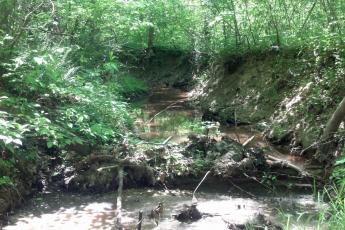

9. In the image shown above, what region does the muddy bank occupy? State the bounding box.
[53,133,313,194]
[192,51,345,161]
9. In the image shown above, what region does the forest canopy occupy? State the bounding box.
[1,0,344,58]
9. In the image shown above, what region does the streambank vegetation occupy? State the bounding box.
[1,0,345,229]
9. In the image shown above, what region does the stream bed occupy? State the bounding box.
[3,87,327,229]
[4,186,324,230]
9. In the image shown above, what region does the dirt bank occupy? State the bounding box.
[193,51,345,160]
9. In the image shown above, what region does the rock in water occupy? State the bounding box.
[174,204,202,222]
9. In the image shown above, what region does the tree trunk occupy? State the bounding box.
[316,96,345,161]
[228,0,240,47]
[265,0,280,46]
[147,25,154,52]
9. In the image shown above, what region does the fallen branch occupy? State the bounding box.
[266,155,310,177]
[136,136,173,146]
[243,135,255,147]
[97,165,118,172]
[192,171,211,204]
[162,136,173,145]
[148,102,179,123]
[229,179,256,198]
[242,173,275,192]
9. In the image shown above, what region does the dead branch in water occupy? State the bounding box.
[229,179,256,198]
[266,155,310,177]
[136,136,173,146]
[147,102,179,123]
[192,171,211,204]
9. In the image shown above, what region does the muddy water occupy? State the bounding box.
[4,187,324,230]
[134,87,201,144]
[135,87,306,172]
[4,87,326,230]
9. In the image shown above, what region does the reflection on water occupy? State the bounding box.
[135,87,204,144]
[4,187,325,230]
[136,87,307,172]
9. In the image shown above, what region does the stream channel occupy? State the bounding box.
[4,88,326,230]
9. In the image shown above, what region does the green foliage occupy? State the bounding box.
[331,146,345,188]
[0,0,344,208]
[192,159,212,172]
[0,111,27,153]
[0,176,13,187]
[260,172,277,188]
[117,75,148,98]
[317,185,345,230]
[0,159,15,176]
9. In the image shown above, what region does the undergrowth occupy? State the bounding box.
[0,46,148,187]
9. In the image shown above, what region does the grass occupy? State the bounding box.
[317,185,345,230]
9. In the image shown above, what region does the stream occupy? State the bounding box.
[3,87,326,230]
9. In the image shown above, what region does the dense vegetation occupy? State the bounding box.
[1,0,345,228]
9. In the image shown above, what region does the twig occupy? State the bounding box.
[162,136,173,145]
[136,136,173,146]
[148,102,179,123]
[242,173,275,192]
[49,0,55,15]
[229,179,256,198]
[97,165,118,172]
[10,1,44,50]
[300,138,336,155]
[192,171,211,203]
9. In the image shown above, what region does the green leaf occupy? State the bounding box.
[47,141,54,148]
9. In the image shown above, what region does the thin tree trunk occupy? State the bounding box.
[203,17,211,52]
[228,0,240,47]
[299,0,318,35]
[265,0,280,46]
[222,19,228,49]
[316,97,345,161]
[147,25,154,51]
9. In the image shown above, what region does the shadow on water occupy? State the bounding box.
[4,186,325,230]
[4,192,118,230]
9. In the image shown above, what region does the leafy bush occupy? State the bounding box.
[331,145,345,188]
[0,46,136,151]
[0,176,13,187]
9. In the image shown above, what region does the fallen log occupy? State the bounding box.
[266,155,310,177]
